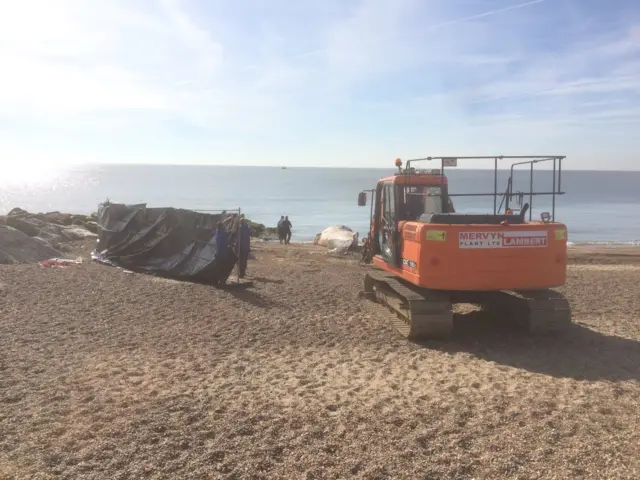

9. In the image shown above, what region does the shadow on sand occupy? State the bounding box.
[216,282,280,309]
[251,276,285,285]
[415,309,640,382]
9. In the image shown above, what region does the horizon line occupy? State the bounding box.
[59,163,640,172]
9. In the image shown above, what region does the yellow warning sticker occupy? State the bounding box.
[555,229,567,240]
[427,230,447,241]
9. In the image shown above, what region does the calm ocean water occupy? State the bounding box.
[1,165,639,245]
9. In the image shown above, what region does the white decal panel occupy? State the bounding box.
[458,231,548,249]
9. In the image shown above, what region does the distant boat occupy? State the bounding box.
[281,166,288,170]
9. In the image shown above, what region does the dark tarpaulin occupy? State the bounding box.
[94,202,238,283]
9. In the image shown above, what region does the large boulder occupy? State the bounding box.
[313,225,359,253]
[82,221,100,234]
[246,220,277,238]
[42,211,74,226]
[0,225,63,264]
[1,208,97,252]
[71,214,90,225]
[38,225,65,248]
[61,226,98,240]
[7,207,28,216]
[5,215,41,237]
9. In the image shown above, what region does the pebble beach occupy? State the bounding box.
[0,240,639,479]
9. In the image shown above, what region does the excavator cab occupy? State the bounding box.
[361,163,452,269]
[358,155,570,341]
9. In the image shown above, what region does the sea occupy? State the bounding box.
[1,164,639,245]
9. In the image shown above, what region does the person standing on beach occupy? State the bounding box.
[238,217,252,278]
[213,222,231,285]
[282,216,292,245]
[214,222,228,259]
[277,216,285,243]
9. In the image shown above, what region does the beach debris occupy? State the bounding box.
[91,251,133,273]
[91,250,111,265]
[39,257,83,268]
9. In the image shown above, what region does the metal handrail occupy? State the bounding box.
[403,155,565,221]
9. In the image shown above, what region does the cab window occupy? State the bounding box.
[402,186,443,220]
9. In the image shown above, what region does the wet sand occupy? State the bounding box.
[0,242,638,479]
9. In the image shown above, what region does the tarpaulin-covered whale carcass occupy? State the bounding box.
[92,202,240,283]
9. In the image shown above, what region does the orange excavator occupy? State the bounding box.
[358,155,571,340]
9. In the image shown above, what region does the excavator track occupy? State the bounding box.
[362,271,571,339]
[481,289,572,334]
[362,271,453,340]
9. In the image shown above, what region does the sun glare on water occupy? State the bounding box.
[0,162,97,215]
[0,163,74,187]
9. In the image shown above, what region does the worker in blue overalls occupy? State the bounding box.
[238,216,252,278]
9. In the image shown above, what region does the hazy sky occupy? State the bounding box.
[0,0,638,169]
